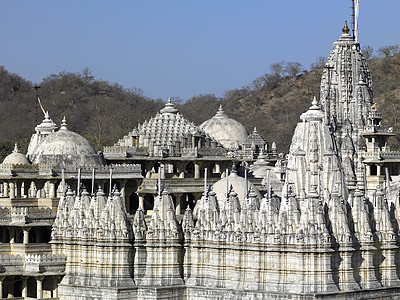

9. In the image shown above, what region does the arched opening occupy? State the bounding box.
[152,163,160,173]
[181,193,195,211]
[186,162,194,178]
[144,194,154,213]
[3,276,13,298]
[0,227,10,243]
[13,276,22,297]
[43,276,57,298]
[129,193,139,214]
[14,228,23,243]
[36,227,51,243]
[27,277,37,298]
[370,164,377,176]
[28,228,36,243]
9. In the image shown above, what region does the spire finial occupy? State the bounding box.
[13,143,19,153]
[216,105,226,117]
[61,116,68,129]
[312,96,318,106]
[253,127,257,133]
[342,20,350,34]
[160,97,178,114]
[309,96,319,110]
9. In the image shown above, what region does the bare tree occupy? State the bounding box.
[270,61,285,77]
[361,46,374,60]
[310,56,326,71]
[285,62,303,77]
[378,45,400,58]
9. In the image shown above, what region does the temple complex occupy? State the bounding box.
[1,3,400,299]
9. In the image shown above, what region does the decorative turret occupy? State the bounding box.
[27,111,58,157]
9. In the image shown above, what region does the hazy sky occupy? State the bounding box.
[1,1,399,100]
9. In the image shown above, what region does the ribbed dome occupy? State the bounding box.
[2,144,30,165]
[200,105,248,149]
[212,168,262,203]
[30,118,104,167]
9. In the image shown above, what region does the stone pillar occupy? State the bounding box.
[160,164,166,179]
[366,165,371,176]
[215,163,221,174]
[48,181,56,198]
[22,276,28,297]
[0,276,5,298]
[15,181,21,198]
[37,276,45,299]
[175,194,182,216]
[139,195,144,210]
[54,276,60,297]
[377,165,381,176]
[194,163,200,179]
[120,180,127,211]
[9,182,15,199]
[3,182,8,197]
[20,181,26,198]
[23,228,29,245]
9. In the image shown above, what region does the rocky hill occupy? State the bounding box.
[0,50,399,161]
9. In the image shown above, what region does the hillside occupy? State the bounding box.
[0,51,399,161]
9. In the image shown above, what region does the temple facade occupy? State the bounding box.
[1,8,400,300]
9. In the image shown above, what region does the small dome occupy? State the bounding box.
[30,117,104,167]
[2,143,30,165]
[212,167,262,204]
[200,105,248,149]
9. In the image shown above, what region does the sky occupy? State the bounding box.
[0,1,399,101]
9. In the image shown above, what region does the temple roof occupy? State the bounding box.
[199,105,248,149]
[29,117,105,167]
[2,144,30,165]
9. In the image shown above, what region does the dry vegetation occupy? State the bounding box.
[0,47,399,160]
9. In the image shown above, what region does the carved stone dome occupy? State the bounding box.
[199,105,248,149]
[211,167,262,203]
[30,118,104,167]
[2,144,30,165]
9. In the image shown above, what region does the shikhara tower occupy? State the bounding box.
[320,20,374,190]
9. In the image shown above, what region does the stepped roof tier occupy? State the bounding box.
[105,98,227,159]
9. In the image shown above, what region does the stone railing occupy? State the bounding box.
[364,125,393,133]
[103,145,128,156]
[0,254,23,273]
[363,151,400,159]
[24,254,66,273]
[0,206,55,224]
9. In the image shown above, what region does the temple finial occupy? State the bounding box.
[61,116,68,129]
[13,143,19,153]
[342,20,350,34]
